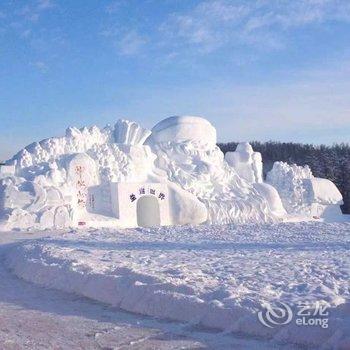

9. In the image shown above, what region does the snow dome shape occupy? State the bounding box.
[148,116,217,145]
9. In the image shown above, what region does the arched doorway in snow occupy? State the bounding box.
[137,195,161,227]
[110,182,170,227]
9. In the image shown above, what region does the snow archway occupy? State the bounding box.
[136,195,161,227]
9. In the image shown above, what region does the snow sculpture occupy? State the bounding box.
[223,143,287,217]
[267,162,343,220]
[147,115,217,145]
[110,182,171,227]
[147,117,278,224]
[266,162,314,215]
[0,115,346,230]
[225,142,263,183]
[0,170,72,230]
[0,117,210,230]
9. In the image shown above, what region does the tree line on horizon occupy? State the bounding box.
[218,141,350,214]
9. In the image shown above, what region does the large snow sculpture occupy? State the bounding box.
[267,162,343,220]
[225,142,263,183]
[0,117,210,230]
[147,117,278,224]
[0,115,346,230]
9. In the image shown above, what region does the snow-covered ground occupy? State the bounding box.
[0,231,282,350]
[3,222,350,349]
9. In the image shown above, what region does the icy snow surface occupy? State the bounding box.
[1,118,286,229]
[5,222,350,349]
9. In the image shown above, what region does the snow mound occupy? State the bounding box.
[5,222,350,349]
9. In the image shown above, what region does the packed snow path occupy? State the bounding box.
[0,231,283,350]
[3,222,350,349]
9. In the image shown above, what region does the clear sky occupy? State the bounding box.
[1,0,350,160]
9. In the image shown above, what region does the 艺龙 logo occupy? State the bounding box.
[258,302,293,328]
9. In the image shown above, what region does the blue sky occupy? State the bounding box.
[1,0,350,160]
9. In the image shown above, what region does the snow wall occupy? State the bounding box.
[0,116,344,230]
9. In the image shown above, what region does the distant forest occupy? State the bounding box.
[218,141,350,214]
